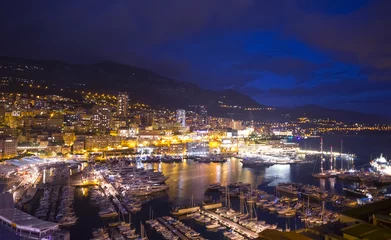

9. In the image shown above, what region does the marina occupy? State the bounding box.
[1,135,391,239]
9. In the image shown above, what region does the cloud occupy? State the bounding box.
[267,79,391,97]
[284,0,391,82]
[233,55,325,83]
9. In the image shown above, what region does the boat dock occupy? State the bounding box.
[157,217,190,240]
[201,210,259,239]
[298,150,355,159]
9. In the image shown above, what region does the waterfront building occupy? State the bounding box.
[176,109,186,127]
[186,141,209,156]
[0,193,59,239]
[169,143,186,155]
[0,137,17,159]
[116,92,129,117]
[273,130,293,136]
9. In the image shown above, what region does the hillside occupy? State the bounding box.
[0,56,389,124]
[0,56,262,113]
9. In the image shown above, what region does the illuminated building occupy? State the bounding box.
[0,137,17,159]
[186,141,209,156]
[169,143,186,155]
[111,117,127,130]
[0,103,5,124]
[231,120,242,130]
[72,140,85,153]
[176,109,186,127]
[92,105,112,133]
[199,105,208,125]
[118,127,138,138]
[116,92,129,117]
[85,135,121,151]
[273,130,293,136]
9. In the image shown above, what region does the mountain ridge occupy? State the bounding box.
[0,56,389,124]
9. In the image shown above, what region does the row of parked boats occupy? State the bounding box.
[276,182,373,206]
[193,156,227,163]
[90,186,118,218]
[95,162,170,215]
[256,193,339,226]
[215,208,278,233]
[35,187,52,219]
[97,163,170,197]
[107,156,183,164]
[146,219,179,240]
[163,216,207,240]
[56,186,77,227]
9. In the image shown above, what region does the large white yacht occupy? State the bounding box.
[370,154,391,175]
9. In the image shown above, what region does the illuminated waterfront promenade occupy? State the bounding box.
[298,149,355,159]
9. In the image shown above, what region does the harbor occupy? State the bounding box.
[1,135,391,239]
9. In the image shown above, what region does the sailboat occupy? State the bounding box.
[246,185,258,221]
[312,139,337,178]
[120,214,139,239]
[140,222,148,240]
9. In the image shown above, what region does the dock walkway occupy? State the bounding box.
[202,210,259,239]
[157,218,189,240]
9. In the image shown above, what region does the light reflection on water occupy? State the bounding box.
[143,158,294,205]
[142,157,365,206]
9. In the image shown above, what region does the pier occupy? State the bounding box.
[157,217,190,240]
[201,210,259,239]
[298,149,355,159]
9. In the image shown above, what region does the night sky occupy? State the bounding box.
[1,0,391,115]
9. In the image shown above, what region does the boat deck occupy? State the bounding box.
[157,217,190,240]
[201,210,259,239]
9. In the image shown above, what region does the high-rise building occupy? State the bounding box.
[92,105,112,133]
[0,137,17,159]
[116,92,129,117]
[176,109,186,127]
[199,105,208,125]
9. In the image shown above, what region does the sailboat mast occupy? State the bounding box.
[341,140,343,171]
[320,138,324,173]
[226,185,228,208]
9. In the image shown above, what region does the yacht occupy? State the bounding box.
[206,220,220,229]
[370,154,391,175]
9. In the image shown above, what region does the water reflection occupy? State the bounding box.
[264,164,291,186]
[139,157,366,206]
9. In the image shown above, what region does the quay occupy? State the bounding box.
[298,150,355,159]
[157,217,189,240]
[201,210,259,239]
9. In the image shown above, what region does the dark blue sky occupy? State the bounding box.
[1,0,391,114]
